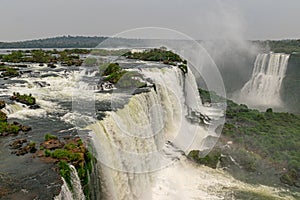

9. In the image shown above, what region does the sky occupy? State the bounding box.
[0,0,300,41]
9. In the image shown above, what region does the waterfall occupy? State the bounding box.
[54,178,73,200]
[69,165,85,200]
[55,165,85,200]
[87,66,224,200]
[2,103,24,115]
[239,53,290,107]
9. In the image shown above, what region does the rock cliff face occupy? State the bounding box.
[281,54,300,113]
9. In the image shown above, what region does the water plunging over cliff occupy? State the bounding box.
[55,165,85,200]
[87,66,224,200]
[238,53,290,108]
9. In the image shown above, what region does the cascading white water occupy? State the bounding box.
[54,178,74,200]
[87,66,223,200]
[239,53,290,107]
[55,165,85,200]
[2,103,24,115]
[69,165,85,200]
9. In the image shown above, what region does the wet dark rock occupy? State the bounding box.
[186,108,211,126]
[132,87,151,95]
[29,104,41,109]
[0,110,8,122]
[33,81,50,88]
[29,71,41,78]
[0,100,5,109]
[98,81,114,91]
[14,142,37,156]
[39,63,44,67]
[16,64,28,68]
[21,125,32,132]
[10,138,27,149]
[40,139,65,150]
[48,63,57,68]
[12,121,32,132]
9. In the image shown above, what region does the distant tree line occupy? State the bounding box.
[0,36,107,49]
[253,39,300,54]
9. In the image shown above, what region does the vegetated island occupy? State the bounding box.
[97,48,189,92]
[124,47,188,73]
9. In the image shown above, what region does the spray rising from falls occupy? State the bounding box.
[239,53,290,107]
[86,66,224,200]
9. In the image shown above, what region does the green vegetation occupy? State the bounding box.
[99,63,147,88]
[51,149,82,161]
[63,48,90,55]
[192,88,300,188]
[188,149,221,169]
[198,88,227,104]
[1,51,24,63]
[0,101,31,136]
[90,49,129,56]
[0,49,83,66]
[223,101,300,172]
[125,48,188,73]
[0,121,20,135]
[0,36,107,49]
[58,160,72,190]
[115,71,147,88]
[44,133,58,141]
[255,40,300,54]
[41,135,93,199]
[0,109,21,136]
[0,65,19,77]
[125,48,183,62]
[84,57,97,66]
[100,63,122,76]
[11,93,36,106]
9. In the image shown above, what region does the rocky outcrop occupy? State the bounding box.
[14,142,37,156]
[10,139,37,156]
[10,138,27,149]
[10,92,36,106]
[0,110,8,122]
[0,100,5,109]
[98,81,114,91]
[33,81,50,88]
[12,121,32,132]
[48,63,57,68]
[40,139,64,150]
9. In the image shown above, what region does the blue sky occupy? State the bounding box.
[0,0,299,41]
